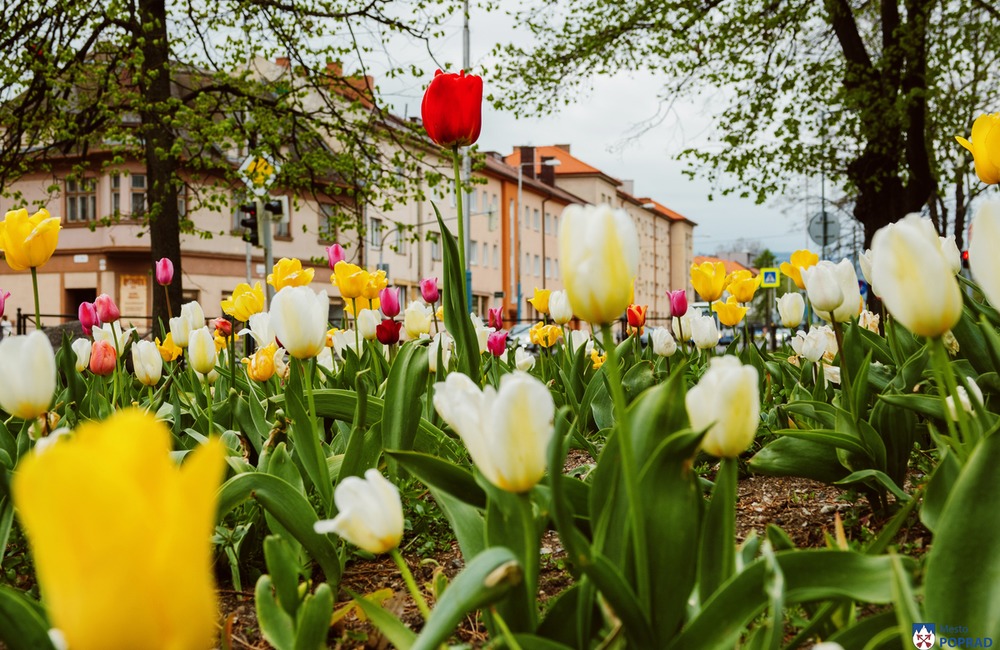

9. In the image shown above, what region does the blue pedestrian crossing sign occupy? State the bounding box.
[760,268,780,288]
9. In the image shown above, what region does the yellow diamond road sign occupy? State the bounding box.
[239,154,279,197]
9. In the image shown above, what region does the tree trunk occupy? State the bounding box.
[138,0,182,331]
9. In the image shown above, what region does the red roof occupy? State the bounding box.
[693,255,755,275]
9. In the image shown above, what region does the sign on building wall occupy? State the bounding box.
[119,274,148,326]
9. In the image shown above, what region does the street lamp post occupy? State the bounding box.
[515,157,560,321]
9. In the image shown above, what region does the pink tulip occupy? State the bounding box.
[326,244,345,270]
[155,257,174,286]
[668,290,688,318]
[488,307,503,330]
[487,330,507,357]
[212,317,232,337]
[379,287,401,318]
[0,289,9,319]
[78,302,99,336]
[89,339,117,376]
[94,294,121,323]
[419,277,439,304]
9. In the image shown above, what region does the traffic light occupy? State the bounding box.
[264,200,282,219]
[962,249,970,269]
[239,203,259,247]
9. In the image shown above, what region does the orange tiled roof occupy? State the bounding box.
[505,146,618,181]
[693,255,756,275]
[635,197,696,225]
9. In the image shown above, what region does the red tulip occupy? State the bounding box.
[419,277,439,304]
[488,307,504,331]
[420,70,483,148]
[155,257,174,286]
[627,304,647,329]
[376,319,402,345]
[668,290,688,318]
[89,339,116,376]
[94,293,120,323]
[78,302,99,336]
[212,317,232,337]
[487,330,507,357]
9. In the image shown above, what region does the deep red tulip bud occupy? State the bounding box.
[668,290,688,318]
[94,294,121,324]
[78,301,99,335]
[627,304,648,329]
[488,307,504,331]
[419,277,440,304]
[420,70,483,148]
[379,287,401,318]
[89,339,117,375]
[155,257,174,286]
[487,330,507,357]
[212,317,232,337]
[326,244,345,271]
[376,319,402,345]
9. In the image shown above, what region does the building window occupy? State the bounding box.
[525,252,531,274]
[131,174,147,216]
[370,217,383,249]
[319,203,337,243]
[553,214,559,233]
[394,227,409,254]
[66,178,96,223]
[534,255,540,276]
[430,233,442,261]
[545,257,551,278]
[469,239,478,265]
[493,245,499,268]
[533,209,540,231]
[112,174,121,215]
[482,243,488,266]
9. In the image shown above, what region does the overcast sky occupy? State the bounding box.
[365,2,824,259]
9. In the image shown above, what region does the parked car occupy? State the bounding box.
[508,323,536,351]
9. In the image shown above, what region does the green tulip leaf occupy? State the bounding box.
[284,359,332,514]
[950,307,992,375]
[824,611,900,648]
[429,486,485,559]
[435,205,481,383]
[263,535,302,618]
[217,472,342,584]
[878,393,946,421]
[293,583,334,650]
[749,436,851,484]
[255,575,296,650]
[925,427,1000,637]
[834,469,909,502]
[349,588,416,649]
[621,360,655,403]
[0,585,54,650]
[387,449,486,510]
[699,458,738,604]
[920,444,961,532]
[510,635,576,650]
[410,547,522,650]
[382,341,430,475]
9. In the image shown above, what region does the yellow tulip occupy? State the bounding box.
[779,250,819,290]
[12,409,224,650]
[690,261,728,303]
[528,287,551,315]
[0,208,61,271]
[712,296,747,327]
[242,343,277,382]
[956,113,1000,185]
[331,261,369,300]
[343,295,380,317]
[363,269,388,300]
[221,281,265,321]
[267,257,315,291]
[529,321,562,348]
[155,333,182,362]
[559,204,639,325]
[590,349,606,369]
[726,270,761,303]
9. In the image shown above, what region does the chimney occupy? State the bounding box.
[326,61,343,77]
[540,156,557,186]
[519,146,536,179]
[553,144,571,153]
[276,57,291,68]
[621,179,634,195]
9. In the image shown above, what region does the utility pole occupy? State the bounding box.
[462,0,473,313]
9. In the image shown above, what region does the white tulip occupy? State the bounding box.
[871,214,962,338]
[673,307,702,342]
[685,356,760,458]
[790,331,824,362]
[314,469,403,554]
[180,300,206,331]
[71,338,91,372]
[169,316,191,348]
[776,293,805,328]
[858,248,874,288]
[316,346,335,372]
[357,309,380,342]
[559,204,639,324]
[187,327,218,375]
[690,314,720,349]
[515,347,535,371]
[939,235,962,275]
[433,371,555,492]
[970,201,1000,312]
[945,377,984,421]
[801,261,845,319]
[858,309,881,334]
[237,312,275,348]
[567,329,590,353]
[650,327,677,357]
[92,321,136,355]
[403,300,432,339]
[471,314,494,354]
[548,290,574,325]
[269,287,330,359]
[0,331,56,419]
[131,340,163,386]
[428,332,453,373]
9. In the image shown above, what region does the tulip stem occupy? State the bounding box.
[831,321,853,416]
[452,146,467,279]
[490,607,525,650]
[930,337,972,449]
[163,285,172,323]
[30,267,41,330]
[390,548,431,621]
[600,325,650,614]
[203,375,214,435]
[229,325,237,398]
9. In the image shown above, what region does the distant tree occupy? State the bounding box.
[491,0,1000,250]
[0,0,456,325]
